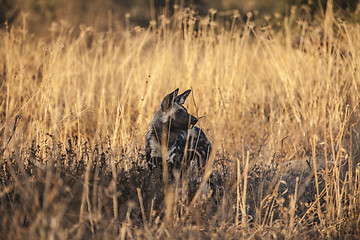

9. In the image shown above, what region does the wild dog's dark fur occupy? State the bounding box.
[145,89,211,176]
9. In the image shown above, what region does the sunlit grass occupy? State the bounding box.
[1,6,360,239]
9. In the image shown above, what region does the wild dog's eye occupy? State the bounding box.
[176,109,182,114]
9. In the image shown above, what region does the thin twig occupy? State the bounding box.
[0,114,22,157]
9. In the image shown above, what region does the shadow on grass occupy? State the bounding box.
[1,135,360,239]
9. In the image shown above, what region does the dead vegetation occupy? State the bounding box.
[1,4,360,239]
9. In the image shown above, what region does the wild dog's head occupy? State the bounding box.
[160,88,198,131]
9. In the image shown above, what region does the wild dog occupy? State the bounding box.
[145,89,211,178]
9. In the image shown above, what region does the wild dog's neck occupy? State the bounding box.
[152,122,182,147]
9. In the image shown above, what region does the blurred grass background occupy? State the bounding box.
[1,0,359,34]
[1,0,359,157]
[1,0,360,239]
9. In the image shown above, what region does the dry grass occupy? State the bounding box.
[1,5,360,239]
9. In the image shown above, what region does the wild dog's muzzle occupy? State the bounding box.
[190,115,198,127]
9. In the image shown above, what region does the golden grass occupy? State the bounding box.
[1,6,360,239]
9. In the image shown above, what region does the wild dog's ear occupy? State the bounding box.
[161,88,179,112]
[175,89,191,104]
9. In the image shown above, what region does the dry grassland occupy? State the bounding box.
[1,7,360,239]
